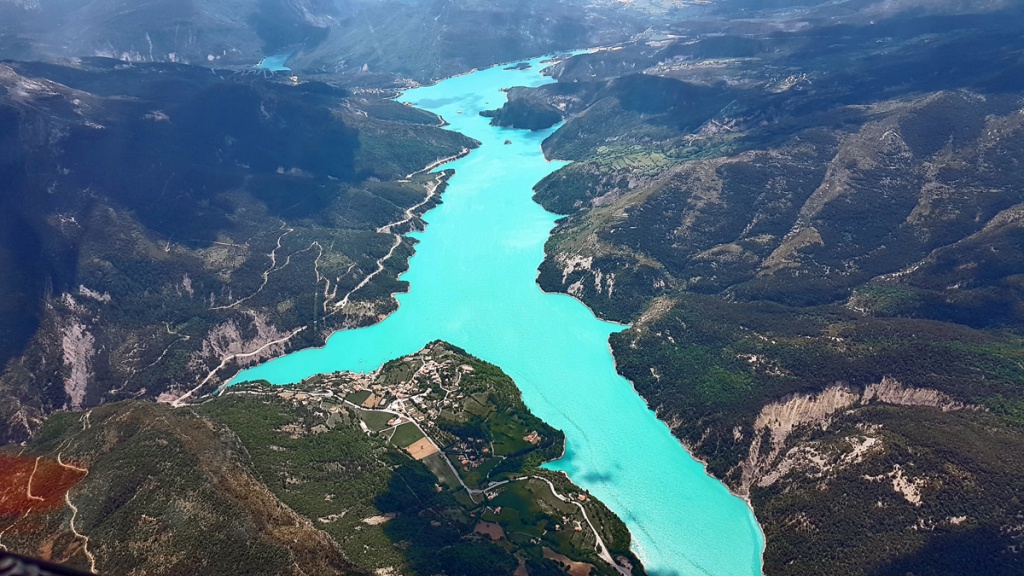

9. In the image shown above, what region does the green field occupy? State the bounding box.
[356,407,396,432]
[390,422,426,448]
[345,390,372,406]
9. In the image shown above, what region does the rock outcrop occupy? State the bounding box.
[741,377,971,492]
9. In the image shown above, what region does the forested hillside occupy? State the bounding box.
[529,2,1024,573]
[0,344,640,575]
[0,58,474,442]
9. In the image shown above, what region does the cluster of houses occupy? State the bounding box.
[453,437,492,471]
[325,353,475,424]
[522,430,542,445]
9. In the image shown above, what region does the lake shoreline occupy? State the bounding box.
[233,53,765,575]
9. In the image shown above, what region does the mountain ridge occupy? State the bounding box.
[522,3,1024,573]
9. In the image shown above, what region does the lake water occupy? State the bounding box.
[233,56,764,575]
[256,53,291,71]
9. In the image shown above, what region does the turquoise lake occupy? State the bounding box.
[234,56,764,575]
[256,53,291,71]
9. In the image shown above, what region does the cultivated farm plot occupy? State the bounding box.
[463,392,493,417]
[458,456,501,489]
[421,452,462,489]
[489,414,535,456]
[345,390,372,406]
[356,408,395,431]
[389,422,425,448]
[485,479,579,542]
[377,359,418,387]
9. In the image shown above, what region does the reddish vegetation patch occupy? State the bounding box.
[0,454,87,516]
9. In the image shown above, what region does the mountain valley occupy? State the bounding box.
[1,0,1023,574]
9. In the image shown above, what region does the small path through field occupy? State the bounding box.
[56,450,95,574]
[518,475,627,575]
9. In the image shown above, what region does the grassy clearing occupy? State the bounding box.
[390,422,425,448]
[356,408,396,431]
[422,452,462,489]
[345,390,372,406]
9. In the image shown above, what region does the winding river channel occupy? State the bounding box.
[234,55,764,575]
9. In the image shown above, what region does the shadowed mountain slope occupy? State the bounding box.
[0,58,474,442]
[524,3,1024,574]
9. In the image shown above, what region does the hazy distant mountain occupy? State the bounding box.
[0,0,351,65]
[0,0,687,79]
[287,0,690,81]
